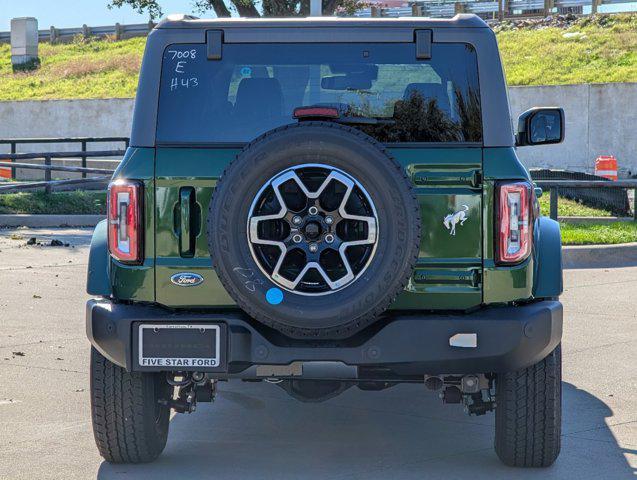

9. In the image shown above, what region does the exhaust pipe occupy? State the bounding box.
[424,376,443,390]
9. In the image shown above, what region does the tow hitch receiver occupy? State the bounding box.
[425,374,496,416]
[159,372,217,414]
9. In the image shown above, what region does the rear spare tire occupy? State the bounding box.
[208,122,420,339]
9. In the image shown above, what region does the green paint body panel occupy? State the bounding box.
[481,147,534,303]
[109,147,156,302]
[153,146,485,310]
[390,147,483,309]
[155,148,235,307]
[103,144,547,311]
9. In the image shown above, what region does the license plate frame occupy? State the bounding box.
[138,324,222,369]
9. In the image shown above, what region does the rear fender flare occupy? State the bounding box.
[86,219,112,297]
[533,217,563,298]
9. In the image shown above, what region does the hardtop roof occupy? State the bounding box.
[155,13,488,30]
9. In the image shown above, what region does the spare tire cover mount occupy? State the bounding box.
[207,122,421,339]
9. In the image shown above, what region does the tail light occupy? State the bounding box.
[108,179,142,263]
[497,181,532,264]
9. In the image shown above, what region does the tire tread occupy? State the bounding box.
[495,345,562,467]
[90,348,169,463]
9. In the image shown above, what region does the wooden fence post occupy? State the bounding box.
[50,26,57,44]
[550,187,558,220]
[81,140,87,179]
[10,142,16,180]
[115,23,122,41]
[544,0,554,16]
[44,155,52,194]
[591,0,600,14]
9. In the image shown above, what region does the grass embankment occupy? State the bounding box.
[538,195,613,217]
[0,191,106,214]
[497,14,637,85]
[0,36,144,101]
[1,14,637,100]
[538,194,637,244]
[559,222,637,245]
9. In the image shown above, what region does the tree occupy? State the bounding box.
[109,0,367,19]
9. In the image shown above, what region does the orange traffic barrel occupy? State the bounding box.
[0,161,10,179]
[595,155,618,181]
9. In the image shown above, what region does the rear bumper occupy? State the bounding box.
[86,299,562,376]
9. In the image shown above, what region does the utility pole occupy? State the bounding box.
[310,0,322,16]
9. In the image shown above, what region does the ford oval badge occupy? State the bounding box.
[170,272,204,287]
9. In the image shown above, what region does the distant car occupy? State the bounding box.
[86,13,565,467]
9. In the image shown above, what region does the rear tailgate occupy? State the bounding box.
[154,146,482,310]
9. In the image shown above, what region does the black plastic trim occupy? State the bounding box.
[415,30,432,59]
[206,30,223,60]
[87,299,562,376]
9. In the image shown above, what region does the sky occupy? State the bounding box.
[1,0,635,31]
[0,0,206,30]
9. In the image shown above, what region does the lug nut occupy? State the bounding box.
[325,216,334,225]
[309,243,318,253]
[292,234,303,243]
[325,234,334,244]
[308,206,318,215]
[292,216,302,225]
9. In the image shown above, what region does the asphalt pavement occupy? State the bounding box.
[0,227,635,479]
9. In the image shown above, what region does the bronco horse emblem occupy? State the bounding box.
[443,205,469,236]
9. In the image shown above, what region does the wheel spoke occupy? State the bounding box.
[248,179,291,277]
[338,183,378,243]
[275,262,353,291]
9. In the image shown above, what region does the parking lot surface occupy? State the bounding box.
[0,227,635,479]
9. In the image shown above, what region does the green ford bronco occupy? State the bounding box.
[86,13,565,467]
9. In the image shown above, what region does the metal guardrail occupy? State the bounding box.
[0,137,128,180]
[0,149,121,194]
[0,138,127,194]
[0,177,113,193]
[535,180,637,221]
[356,0,637,18]
[2,3,636,41]
[0,23,153,43]
[0,150,121,194]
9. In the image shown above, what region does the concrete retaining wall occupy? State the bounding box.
[1,83,636,175]
[509,83,637,176]
[0,98,133,153]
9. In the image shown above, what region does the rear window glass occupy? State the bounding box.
[156,42,482,144]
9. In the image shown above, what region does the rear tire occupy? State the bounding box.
[90,347,172,463]
[494,344,562,467]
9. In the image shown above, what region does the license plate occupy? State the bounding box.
[138,324,220,368]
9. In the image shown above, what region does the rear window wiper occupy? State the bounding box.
[293,106,395,126]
